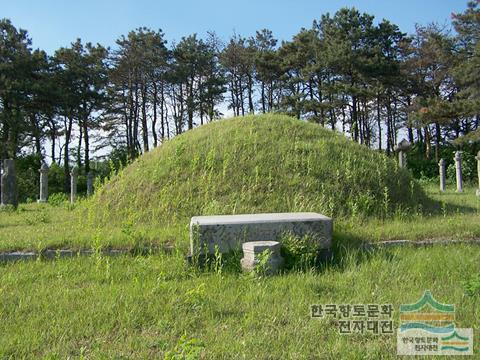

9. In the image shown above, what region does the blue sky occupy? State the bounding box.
[1,0,467,54]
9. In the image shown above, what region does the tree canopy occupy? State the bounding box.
[1,3,479,194]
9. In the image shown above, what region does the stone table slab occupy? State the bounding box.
[190,212,332,255]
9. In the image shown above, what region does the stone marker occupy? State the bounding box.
[38,163,49,203]
[241,241,284,275]
[1,159,18,208]
[476,151,480,197]
[87,172,94,197]
[454,151,463,193]
[70,166,78,204]
[394,139,411,168]
[190,212,332,256]
[438,159,446,192]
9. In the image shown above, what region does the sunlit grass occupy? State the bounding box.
[88,114,427,227]
[0,245,478,358]
[0,115,478,358]
[0,183,478,252]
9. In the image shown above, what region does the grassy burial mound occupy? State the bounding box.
[89,114,427,230]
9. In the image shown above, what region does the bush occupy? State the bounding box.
[447,151,477,184]
[48,192,69,206]
[6,146,130,205]
[48,163,66,195]
[407,143,478,184]
[15,153,41,202]
[280,233,319,271]
[406,144,439,179]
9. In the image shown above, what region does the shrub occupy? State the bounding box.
[281,233,319,271]
[48,192,69,206]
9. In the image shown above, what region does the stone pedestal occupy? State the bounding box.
[241,241,284,275]
[70,166,78,204]
[454,151,463,193]
[476,151,480,197]
[87,172,94,197]
[438,159,446,192]
[1,159,18,208]
[38,163,49,203]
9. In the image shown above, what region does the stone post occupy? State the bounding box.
[70,166,78,204]
[394,139,411,168]
[454,151,463,193]
[38,163,49,203]
[87,172,94,197]
[438,159,446,192]
[398,151,405,168]
[1,159,18,208]
[476,150,480,197]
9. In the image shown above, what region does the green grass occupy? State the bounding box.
[2,114,477,253]
[0,201,187,252]
[339,183,480,244]
[0,183,478,252]
[0,114,479,358]
[1,245,479,358]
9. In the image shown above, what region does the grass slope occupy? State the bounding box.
[89,114,427,230]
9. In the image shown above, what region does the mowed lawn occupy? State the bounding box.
[0,245,479,359]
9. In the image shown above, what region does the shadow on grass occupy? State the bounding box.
[320,232,400,273]
[187,231,399,277]
[421,190,479,216]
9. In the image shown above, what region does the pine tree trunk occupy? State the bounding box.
[64,115,73,193]
[152,83,158,148]
[83,121,90,173]
[77,125,83,169]
[248,74,254,114]
[434,121,441,163]
[261,82,266,113]
[141,84,149,152]
[352,96,359,142]
[377,96,382,150]
[424,126,431,159]
[160,84,165,140]
[49,117,56,164]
